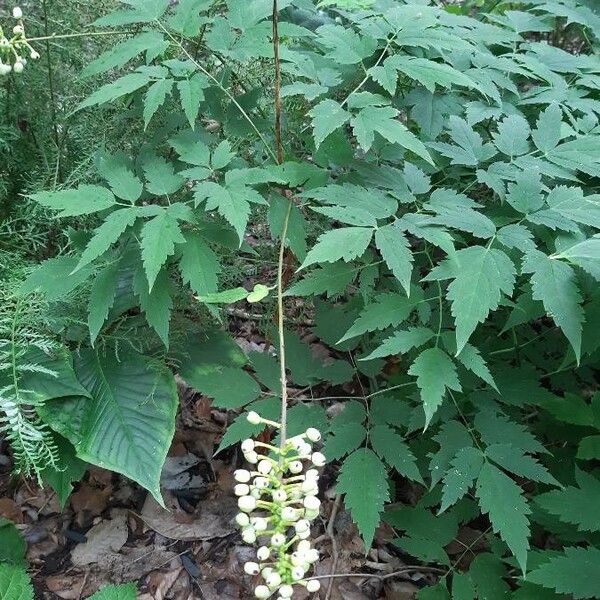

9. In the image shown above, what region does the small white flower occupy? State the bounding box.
[305,427,322,442]
[271,533,286,547]
[257,460,272,475]
[238,495,257,512]
[261,567,273,578]
[272,489,287,502]
[297,527,311,539]
[295,519,310,533]
[279,585,294,598]
[266,572,282,588]
[30,50,40,60]
[306,579,321,592]
[306,548,319,563]
[311,452,326,467]
[297,540,311,553]
[301,480,318,495]
[303,495,321,511]
[234,469,251,483]
[242,528,257,543]
[245,450,259,464]
[281,506,298,521]
[290,436,304,451]
[247,411,261,425]
[253,476,269,489]
[252,517,268,532]
[13,24,24,35]
[236,512,250,527]
[304,508,320,521]
[257,546,270,561]
[235,483,250,496]
[254,585,270,599]
[291,552,305,566]
[251,488,262,499]
[298,442,312,457]
[244,561,260,575]
[12,6,23,18]
[288,460,303,474]
[305,469,319,480]
[241,439,255,453]
[291,566,305,580]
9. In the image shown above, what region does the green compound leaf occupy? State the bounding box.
[370,424,422,483]
[408,347,462,427]
[323,422,366,461]
[179,232,219,296]
[299,227,374,270]
[375,223,414,296]
[337,448,390,551]
[143,78,174,129]
[536,470,600,532]
[440,446,483,514]
[522,249,584,363]
[88,260,120,345]
[476,462,530,574]
[0,564,33,600]
[28,185,116,217]
[40,350,178,507]
[362,327,435,361]
[528,547,600,599]
[309,99,350,147]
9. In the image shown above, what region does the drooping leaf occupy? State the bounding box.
[485,444,559,487]
[522,249,584,362]
[528,547,600,599]
[337,448,390,550]
[40,350,178,506]
[179,232,219,295]
[370,424,422,483]
[440,447,484,514]
[28,185,116,217]
[97,153,143,202]
[375,223,414,295]
[177,74,209,128]
[143,78,174,129]
[133,267,172,347]
[408,348,462,427]
[476,462,530,574]
[88,260,120,344]
[323,423,367,461]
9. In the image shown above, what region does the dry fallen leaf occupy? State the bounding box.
[71,511,128,566]
[140,491,237,541]
[0,497,23,523]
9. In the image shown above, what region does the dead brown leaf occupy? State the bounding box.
[0,497,23,522]
[71,511,128,566]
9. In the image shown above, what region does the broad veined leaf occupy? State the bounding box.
[82,31,167,77]
[528,547,600,599]
[140,210,186,290]
[370,424,422,483]
[496,223,536,252]
[0,564,33,600]
[40,436,87,511]
[375,223,414,295]
[544,186,600,229]
[89,583,137,600]
[408,348,462,427]
[522,249,584,362]
[315,24,377,65]
[133,267,172,347]
[485,444,559,487]
[506,170,544,214]
[339,290,423,343]
[536,470,600,532]
[169,0,212,37]
[337,448,390,550]
[40,350,178,506]
[546,135,600,177]
[179,232,219,295]
[427,246,516,354]
[143,78,174,128]
[88,260,120,345]
[311,205,377,228]
[350,105,434,163]
[362,327,435,361]
[0,518,26,565]
[475,462,530,574]
[299,227,373,270]
[28,185,116,217]
[440,446,484,514]
[93,0,170,26]
[19,257,93,300]
[553,235,600,281]
[76,208,139,271]
[455,343,497,390]
[309,99,350,147]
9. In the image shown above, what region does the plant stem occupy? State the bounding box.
[41,0,60,157]
[271,0,292,450]
[27,30,132,42]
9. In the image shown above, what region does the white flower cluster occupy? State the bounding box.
[0,7,40,76]
[235,411,325,598]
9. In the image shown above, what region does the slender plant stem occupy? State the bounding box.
[27,30,132,42]
[41,0,60,155]
[271,0,292,450]
[156,21,277,163]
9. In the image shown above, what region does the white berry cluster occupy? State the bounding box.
[0,7,40,76]
[235,411,325,598]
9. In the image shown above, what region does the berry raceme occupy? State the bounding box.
[236,413,324,597]
[0,6,40,76]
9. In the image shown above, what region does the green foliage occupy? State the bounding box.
[2,0,600,596]
[0,564,33,600]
